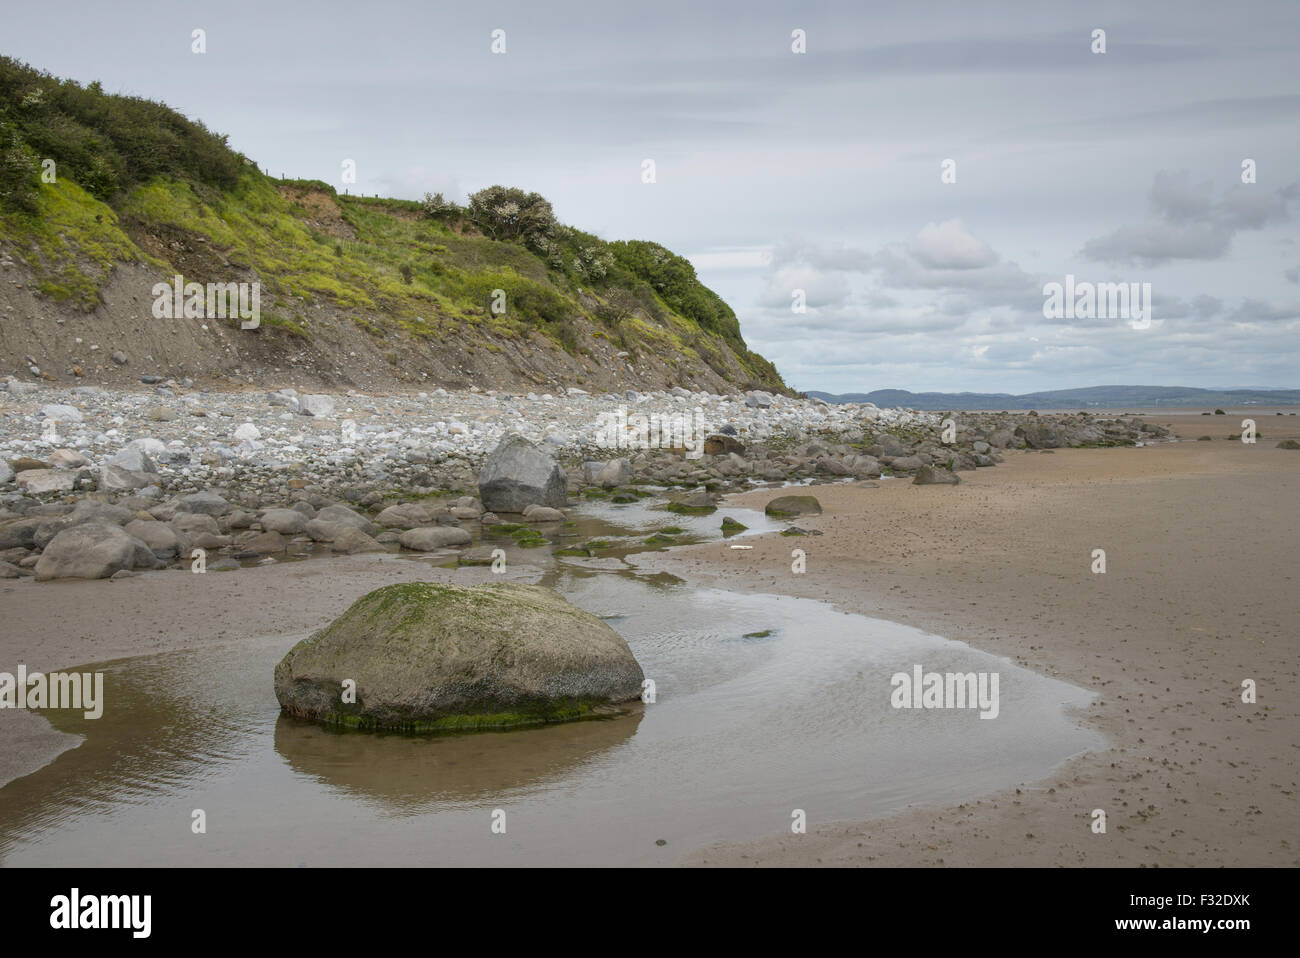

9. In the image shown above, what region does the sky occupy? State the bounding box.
[3,0,1298,394]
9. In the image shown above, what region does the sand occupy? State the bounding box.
[636,416,1300,866]
[3,413,1297,865]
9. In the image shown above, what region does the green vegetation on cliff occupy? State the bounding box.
[0,56,784,390]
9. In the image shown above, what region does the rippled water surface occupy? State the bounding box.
[0,558,1101,865]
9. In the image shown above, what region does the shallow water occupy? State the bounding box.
[0,563,1101,866]
[249,493,787,567]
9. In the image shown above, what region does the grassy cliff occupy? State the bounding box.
[0,56,786,393]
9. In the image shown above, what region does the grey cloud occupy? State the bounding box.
[1082,172,1297,266]
[1228,299,1300,323]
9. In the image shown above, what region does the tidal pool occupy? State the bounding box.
[0,566,1101,866]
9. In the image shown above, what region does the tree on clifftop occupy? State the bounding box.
[466,185,557,248]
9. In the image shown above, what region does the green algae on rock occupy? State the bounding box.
[273,582,645,732]
[666,488,716,515]
[764,495,822,518]
[720,516,748,535]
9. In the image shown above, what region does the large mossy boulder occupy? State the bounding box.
[274,582,645,732]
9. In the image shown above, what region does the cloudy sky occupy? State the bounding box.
[4,0,1298,393]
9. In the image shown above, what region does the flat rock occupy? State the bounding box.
[398,526,473,550]
[178,490,231,516]
[522,505,565,522]
[47,449,90,469]
[315,504,379,536]
[913,464,962,485]
[39,403,83,423]
[764,495,822,517]
[330,526,385,553]
[376,501,445,529]
[16,469,76,495]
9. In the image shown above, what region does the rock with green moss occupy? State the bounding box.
[667,487,716,515]
[1277,439,1300,449]
[274,582,645,732]
[720,516,747,534]
[764,495,821,518]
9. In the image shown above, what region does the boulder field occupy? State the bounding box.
[1,382,1181,580]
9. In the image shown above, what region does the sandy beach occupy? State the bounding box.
[633,415,1299,866]
[3,414,1296,866]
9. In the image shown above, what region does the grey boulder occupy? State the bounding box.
[105,446,158,474]
[315,504,379,535]
[398,526,472,550]
[913,464,962,485]
[99,465,155,492]
[477,434,567,513]
[35,523,159,581]
[34,500,133,549]
[259,508,309,535]
[124,519,189,559]
[330,527,385,554]
[178,490,231,516]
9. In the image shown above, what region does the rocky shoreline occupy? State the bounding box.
[1,378,1172,581]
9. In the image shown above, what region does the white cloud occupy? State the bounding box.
[910,219,999,270]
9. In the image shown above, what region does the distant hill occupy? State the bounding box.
[805,385,1300,410]
[0,56,785,393]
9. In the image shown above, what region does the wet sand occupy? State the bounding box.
[632,416,1299,866]
[4,414,1297,866]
